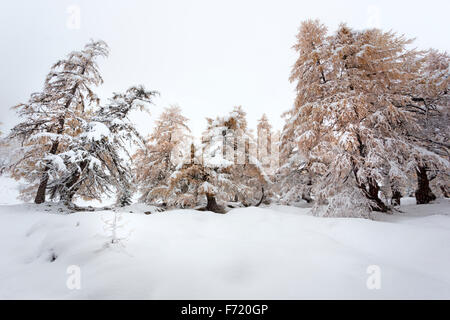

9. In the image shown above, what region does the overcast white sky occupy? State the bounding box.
[1,0,449,137]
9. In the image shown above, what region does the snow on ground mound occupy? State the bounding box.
[0,198,449,299]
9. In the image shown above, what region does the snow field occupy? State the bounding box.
[0,195,448,299]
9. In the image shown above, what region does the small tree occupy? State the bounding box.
[166,108,269,212]
[0,125,5,175]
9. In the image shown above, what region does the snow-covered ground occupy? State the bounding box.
[0,176,449,299]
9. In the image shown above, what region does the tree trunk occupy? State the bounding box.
[206,194,224,213]
[364,178,388,212]
[60,160,89,205]
[415,166,436,204]
[34,137,61,204]
[34,172,50,204]
[255,187,265,207]
[391,186,402,207]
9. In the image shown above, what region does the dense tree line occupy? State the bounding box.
[0,20,448,216]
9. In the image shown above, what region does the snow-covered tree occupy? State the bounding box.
[102,209,130,248]
[276,20,331,206]
[277,103,316,206]
[277,111,305,205]
[164,142,218,210]
[171,114,236,212]
[47,85,157,206]
[276,147,314,205]
[284,21,449,216]
[398,49,450,203]
[133,106,191,205]
[8,40,109,203]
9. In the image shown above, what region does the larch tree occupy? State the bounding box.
[133,105,191,205]
[227,107,270,206]
[8,40,109,203]
[285,21,445,217]
[0,127,24,177]
[166,107,269,212]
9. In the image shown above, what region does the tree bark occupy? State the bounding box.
[391,187,402,207]
[60,160,89,205]
[206,193,224,214]
[34,172,50,204]
[415,166,436,204]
